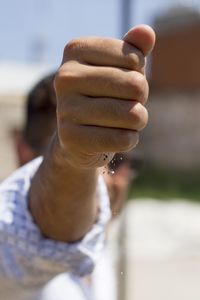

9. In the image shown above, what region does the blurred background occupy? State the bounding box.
[1,0,200,299]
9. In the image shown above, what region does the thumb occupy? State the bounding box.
[123,24,156,56]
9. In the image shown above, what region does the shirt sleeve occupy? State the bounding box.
[0,157,111,287]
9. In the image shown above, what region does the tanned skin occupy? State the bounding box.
[29,25,156,242]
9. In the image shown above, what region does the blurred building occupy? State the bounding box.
[138,6,200,170]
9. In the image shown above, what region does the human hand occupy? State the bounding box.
[54,25,156,168]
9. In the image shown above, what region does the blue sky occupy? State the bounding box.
[0,0,199,66]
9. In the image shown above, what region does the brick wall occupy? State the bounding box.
[151,20,200,89]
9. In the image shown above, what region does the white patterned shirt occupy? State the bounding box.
[0,157,111,300]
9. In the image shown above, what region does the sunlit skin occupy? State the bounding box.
[23,25,156,242]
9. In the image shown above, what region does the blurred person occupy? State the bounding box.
[0,24,155,300]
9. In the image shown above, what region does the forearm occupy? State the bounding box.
[29,24,155,243]
[0,156,110,285]
[29,133,99,242]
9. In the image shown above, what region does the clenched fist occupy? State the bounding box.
[54,25,156,168]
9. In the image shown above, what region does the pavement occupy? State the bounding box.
[113,199,200,300]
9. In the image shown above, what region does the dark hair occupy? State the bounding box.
[23,72,57,153]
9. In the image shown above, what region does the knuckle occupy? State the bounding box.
[119,130,139,151]
[128,49,145,70]
[64,38,81,56]
[54,64,78,91]
[130,103,148,130]
[63,38,89,59]
[129,72,148,103]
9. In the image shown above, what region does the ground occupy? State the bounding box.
[112,200,200,300]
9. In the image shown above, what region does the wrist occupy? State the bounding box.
[52,131,115,169]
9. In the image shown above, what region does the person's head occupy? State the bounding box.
[13,72,57,166]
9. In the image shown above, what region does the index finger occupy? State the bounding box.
[63,36,145,72]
